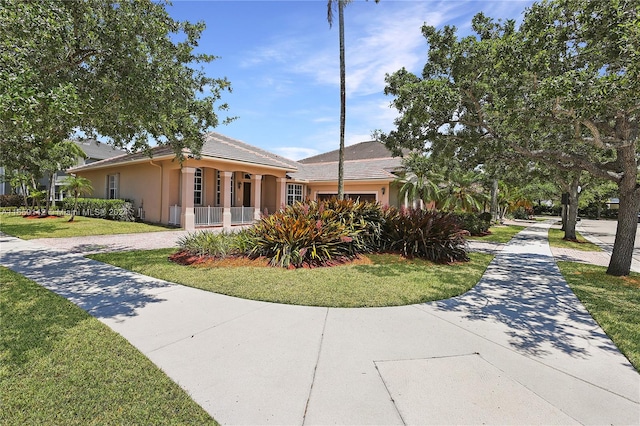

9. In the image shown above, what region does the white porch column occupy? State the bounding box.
[221,171,233,230]
[276,177,287,211]
[251,174,262,220]
[181,167,195,231]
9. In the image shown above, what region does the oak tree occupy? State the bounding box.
[380,0,639,275]
[0,0,232,172]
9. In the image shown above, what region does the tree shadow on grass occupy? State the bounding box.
[0,244,176,320]
[430,232,621,359]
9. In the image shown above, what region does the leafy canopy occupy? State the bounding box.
[379,0,639,275]
[0,0,233,169]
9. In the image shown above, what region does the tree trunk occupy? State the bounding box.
[564,177,580,241]
[19,181,29,211]
[607,145,640,276]
[490,178,498,222]
[69,194,77,222]
[337,0,346,200]
[44,173,54,216]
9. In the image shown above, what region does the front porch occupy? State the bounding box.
[169,205,257,229]
[168,166,291,231]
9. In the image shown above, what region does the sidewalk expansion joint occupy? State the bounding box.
[302,307,329,426]
[374,361,408,426]
[411,304,640,405]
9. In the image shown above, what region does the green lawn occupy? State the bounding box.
[466,224,526,243]
[557,262,640,371]
[548,228,602,251]
[0,214,173,239]
[89,249,494,308]
[0,267,217,425]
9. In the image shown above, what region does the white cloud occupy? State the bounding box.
[313,116,335,123]
[273,146,320,161]
[346,133,373,146]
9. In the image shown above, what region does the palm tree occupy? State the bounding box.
[40,140,87,215]
[62,176,93,222]
[439,170,488,213]
[327,0,379,200]
[396,153,442,209]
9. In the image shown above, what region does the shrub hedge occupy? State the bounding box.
[455,212,491,236]
[0,194,24,207]
[177,230,247,258]
[61,198,135,222]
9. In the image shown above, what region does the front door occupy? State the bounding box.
[243,182,251,207]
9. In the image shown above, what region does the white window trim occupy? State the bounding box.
[287,183,304,205]
[107,174,119,199]
[194,168,203,206]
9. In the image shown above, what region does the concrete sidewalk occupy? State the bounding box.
[1,222,638,425]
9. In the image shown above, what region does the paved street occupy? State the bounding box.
[577,218,640,272]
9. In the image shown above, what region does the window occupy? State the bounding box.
[230,173,235,206]
[194,168,203,205]
[216,171,221,206]
[287,184,303,205]
[107,174,119,199]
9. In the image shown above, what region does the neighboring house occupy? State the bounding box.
[68,133,406,230]
[0,167,11,196]
[0,140,125,204]
[51,140,126,201]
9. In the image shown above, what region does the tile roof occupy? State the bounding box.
[68,133,404,182]
[201,133,298,170]
[290,157,402,182]
[70,132,298,172]
[298,140,401,164]
[69,145,174,172]
[74,139,127,161]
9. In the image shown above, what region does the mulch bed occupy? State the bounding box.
[23,214,62,219]
[168,250,373,269]
[168,251,271,268]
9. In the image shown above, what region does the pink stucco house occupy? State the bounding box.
[69,132,404,230]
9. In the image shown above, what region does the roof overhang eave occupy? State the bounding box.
[68,154,176,173]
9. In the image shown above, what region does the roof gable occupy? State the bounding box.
[298,141,399,164]
[290,157,402,182]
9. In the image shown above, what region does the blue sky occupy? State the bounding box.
[167,0,534,160]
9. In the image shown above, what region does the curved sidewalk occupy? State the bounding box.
[1,222,638,425]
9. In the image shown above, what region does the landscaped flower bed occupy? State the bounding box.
[172,199,471,269]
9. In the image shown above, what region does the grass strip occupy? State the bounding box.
[0,214,173,239]
[89,250,494,308]
[548,228,602,251]
[466,224,526,243]
[557,262,640,371]
[0,267,217,425]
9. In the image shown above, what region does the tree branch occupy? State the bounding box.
[512,146,622,183]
